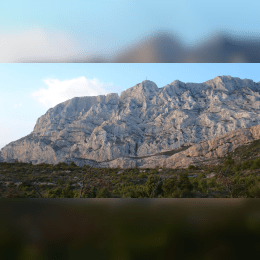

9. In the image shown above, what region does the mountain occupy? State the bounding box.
[112,32,185,63]
[110,32,260,63]
[1,75,260,168]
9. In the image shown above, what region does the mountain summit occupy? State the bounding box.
[1,76,260,168]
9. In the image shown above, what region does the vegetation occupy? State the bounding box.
[2,140,260,198]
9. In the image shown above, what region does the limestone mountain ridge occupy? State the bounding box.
[1,75,260,168]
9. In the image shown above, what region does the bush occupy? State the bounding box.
[113,182,144,198]
[120,175,127,181]
[224,155,235,166]
[87,186,97,198]
[113,183,134,198]
[96,186,112,198]
[241,160,253,171]
[46,187,63,198]
[144,175,162,197]
[250,158,260,170]
[197,172,206,179]
[45,184,75,198]
[170,188,182,198]
[62,185,75,198]
[162,178,177,197]
[70,161,77,167]
[197,179,208,193]
[246,181,260,198]
[188,165,197,170]
[232,165,240,172]
[207,178,218,188]
[57,162,69,168]
[22,190,38,198]
[138,173,147,179]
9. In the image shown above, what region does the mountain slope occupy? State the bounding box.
[1,76,260,168]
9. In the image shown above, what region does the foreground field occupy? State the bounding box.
[2,140,260,198]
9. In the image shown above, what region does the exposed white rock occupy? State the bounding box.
[1,76,260,168]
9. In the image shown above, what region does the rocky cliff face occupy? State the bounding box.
[1,75,260,168]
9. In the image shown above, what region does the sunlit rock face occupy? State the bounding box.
[1,76,260,168]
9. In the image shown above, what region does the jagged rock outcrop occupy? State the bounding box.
[1,75,260,168]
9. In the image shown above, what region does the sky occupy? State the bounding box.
[1,0,260,61]
[1,63,260,149]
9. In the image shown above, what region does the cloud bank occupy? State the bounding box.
[0,28,87,62]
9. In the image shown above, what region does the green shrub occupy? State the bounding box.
[150,169,158,175]
[56,162,68,169]
[120,175,127,181]
[232,165,240,172]
[179,173,193,190]
[22,190,38,198]
[56,179,65,186]
[62,184,75,198]
[250,158,260,170]
[144,175,162,197]
[162,178,177,197]
[197,172,206,179]
[247,182,260,198]
[70,161,77,167]
[224,155,235,166]
[170,188,182,198]
[113,183,135,198]
[241,160,253,170]
[197,179,208,193]
[45,187,63,198]
[207,178,217,188]
[138,173,147,178]
[188,165,196,170]
[113,182,149,198]
[180,188,196,198]
[45,184,75,198]
[87,186,97,198]
[96,186,112,198]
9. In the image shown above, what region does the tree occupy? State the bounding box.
[162,178,177,197]
[62,184,75,198]
[224,155,235,166]
[87,186,97,198]
[145,175,160,197]
[216,169,246,198]
[46,187,63,198]
[179,172,193,190]
[247,181,260,198]
[150,169,171,198]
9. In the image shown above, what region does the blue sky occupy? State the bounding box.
[1,0,260,61]
[1,63,260,149]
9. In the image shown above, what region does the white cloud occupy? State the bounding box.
[14,103,22,108]
[31,77,113,108]
[0,27,88,62]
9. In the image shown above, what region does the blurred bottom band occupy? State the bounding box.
[0,199,259,260]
